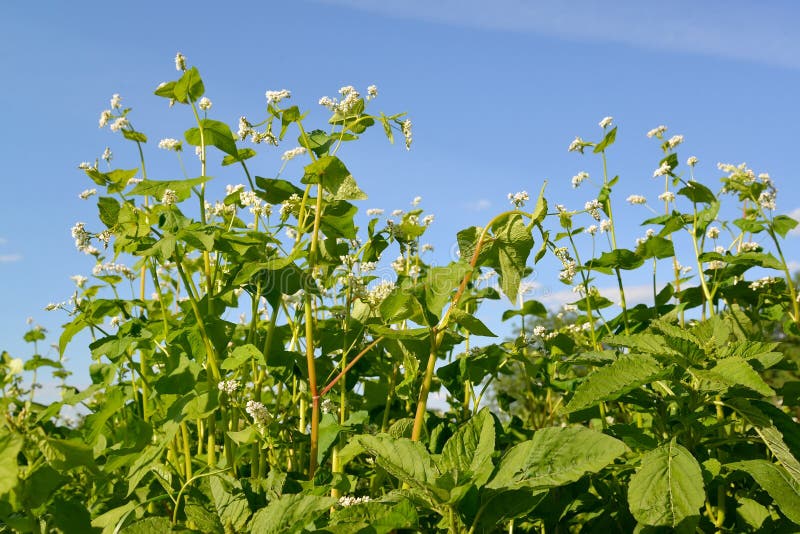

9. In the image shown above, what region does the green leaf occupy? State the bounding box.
[502,299,547,321]
[210,474,251,532]
[320,199,358,239]
[678,181,716,204]
[298,129,334,157]
[129,176,210,201]
[565,354,664,413]
[120,517,172,534]
[122,129,147,143]
[700,356,774,396]
[727,459,800,524]
[221,148,257,166]
[450,309,496,337]
[493,214,534,302]
[185,119,238,157]
[487,426,627,490]
[590,248,643,270]
[529,182,548,225]
[249,494,336,534]
[173,66,204,103]
[97,197,121,228]
[635,236,675,260]
[727,399,800,485]
[773,214,799,238]
[221,343,266,370]
[0,431,23,497]
[302,156,366,201]
[628,441,704,529]
[41,436,96,472]
[356,434,439,489]
[255,176,304,204]
[424,262,471,318]
[328,495,418,533]
[91,501,136,534]
[439,408,496,487]
[593,126,617,153]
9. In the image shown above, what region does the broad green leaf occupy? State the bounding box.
[120,516,172,534]
[221,343,266,370]
[185,119,238,157]
[590,248,643,270]
[502,299,547,321]
[91,501,136,534]
[298,129,334,157]
[439,408,496,486]
[593,126,617,152]
[635,236,674,260]
[301,155,366,200]
[727,459,800,524]
[700,356,774,396]
[129,176,210,201]
[678,181,716,204]
[97,196,121,227]
[356,434,439,488]
[529,182,548,225]
[487,426,627,490]
[424,262,471,318]
[255,176,304,204]
[221,147,257,166]
[41,436,96,472]
[122,129,147,143]
[492,214,534,302]
[173,66,204,103]
[449,309,496,337]
[727,399,800,485]
[210,474,251,532]
[249,494,336,534]
[320,199,358,239]
[328,496,418,533]
[0,431,23,497]
[628,440,704,529]
[773,214,799,238]
[565,354,663,413]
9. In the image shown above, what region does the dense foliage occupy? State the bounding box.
[2,55,800,533]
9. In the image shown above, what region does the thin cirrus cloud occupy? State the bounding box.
[0,254,22,264]
[315,0,800,70]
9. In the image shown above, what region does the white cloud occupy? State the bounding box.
[0,254,22,263]
[464,198,491,211]
[317,0,800,70]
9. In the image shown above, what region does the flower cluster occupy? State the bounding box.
[217,380,240,395]
[92,262,135,280]
[281,147,307,161]
[158,138,182,151]
[401,119,413,150]
[338,496,370,507]
[584,199,602,221]
[647,125,667,139]
[161,189,178,206]
[266,89,291,104]
[508,191,529,208]
[626,195,646,205]
[246,400,270,425]
[71,222,98,255]
[572,172,589,188]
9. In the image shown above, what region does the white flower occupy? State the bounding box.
[246,400,270,425]
[99,110,112,128]
[8,358,23,376]
[70,274,88,287]
[78,161,94,170]
[559,260,577,283]
[706,226,720,239]
[421,243,434,253]
[109,316,121,327]
[533,325,547,337]
[408,265,421,278]
[707,260,726,270]
[423,214,434,225]
[715,245,725,254]
[658,191,675,203]
[401,119,413,150]
[411,196,422,206]
[508,191,529,208]
[319,96,337,111]
[391,209,404,217]
[286,228,298,240]
[653,162,672,177]
[338,495,370,507]
[600,219,612,233]
[758,190,776,211]
[110,93,122,109]
[158,138,183,151]
[585,199,602,220]
[749,276,777,291]
[572,171,589,188]
[175,52,186,71]
[366,208,384,216]
[365,280,395,307]
[79,188,97,200]
[626,195,647,205]
[687,156,698,167]
[367,85,378,100]
[568,136,585,153]
[198,97,212,111]
[102,147,112,162]
[281,146,307,161]
[599,116,613,129]
[647,125,667,138]
[585,224,598,236]
[217,380,240,395]
[391,255,405,274]
[226,184,245,195]
[237,116,253,139]
[71,222,92,254]
[266,89,291,104]
[109,117,129,132]
[666,135,684,149]
[161,189,178,206]
[738,241,760,253]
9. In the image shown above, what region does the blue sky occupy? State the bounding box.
[1,1,799,388]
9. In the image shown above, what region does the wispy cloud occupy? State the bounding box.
[0,254,22,263]
[464,198,492,212]
[318,0,800,70]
